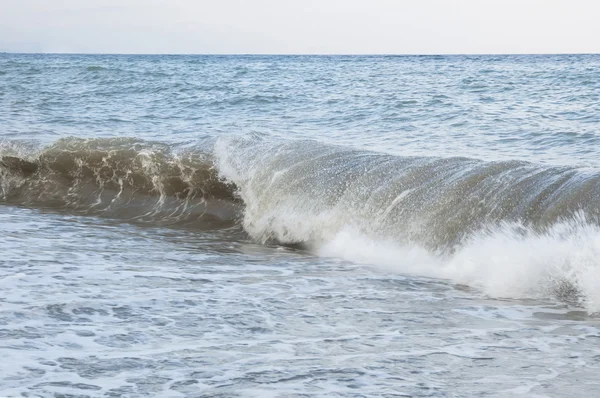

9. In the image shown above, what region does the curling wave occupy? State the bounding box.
[3,135,600,311]
[216,135,600,247]
[215,135,600,312]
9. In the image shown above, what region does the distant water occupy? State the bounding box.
[2,53,600,397]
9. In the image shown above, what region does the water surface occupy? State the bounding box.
[1,54,600,397]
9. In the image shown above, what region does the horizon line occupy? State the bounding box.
[1,51,599,57]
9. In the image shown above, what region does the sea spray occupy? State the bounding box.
[215,134,600,312]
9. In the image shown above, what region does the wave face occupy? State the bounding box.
[215,135,600,312]
[0,138,239,228]
[216,135,600,247]
[3,135,600,311]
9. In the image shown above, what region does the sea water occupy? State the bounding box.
[1,54,600,397]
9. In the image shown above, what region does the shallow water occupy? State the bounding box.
[1,54,600,397]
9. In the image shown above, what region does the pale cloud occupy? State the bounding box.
[1,0,599,54]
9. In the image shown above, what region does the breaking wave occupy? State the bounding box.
[3,134,600,311]
[0,137,240,229]
[215,135,600,312]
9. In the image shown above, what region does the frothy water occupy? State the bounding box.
[2,53,600,397]
[214,135,600,311]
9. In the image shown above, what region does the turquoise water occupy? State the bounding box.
[1,54,600,397]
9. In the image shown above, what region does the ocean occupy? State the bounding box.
[1,53,600,397]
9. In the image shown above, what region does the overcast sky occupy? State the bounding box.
[1,0,599,54]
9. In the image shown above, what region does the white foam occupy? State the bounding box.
[317,222,600,313]
[214,135,600,313]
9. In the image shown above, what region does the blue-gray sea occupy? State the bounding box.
[1,54,600,397]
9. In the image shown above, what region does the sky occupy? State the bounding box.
[1,0,599,54]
